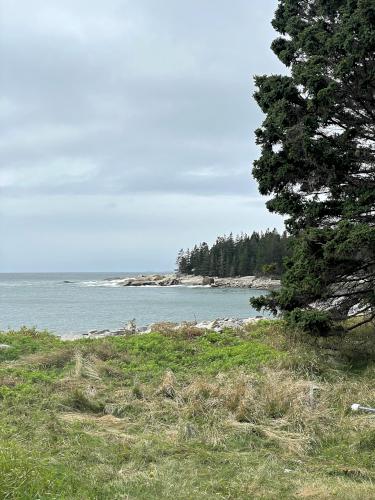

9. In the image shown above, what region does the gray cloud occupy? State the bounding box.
[0,0,285,271]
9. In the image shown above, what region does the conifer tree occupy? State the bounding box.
[250,0,375,333]
[177,230,289,278]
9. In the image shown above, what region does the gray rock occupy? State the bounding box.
[104,273,280,290]
[151,274,165,281]
[128,280,154,286]
[138,326,149,333]
[0,344,11,349]
[195,320,212,329]
[120,279,132,286]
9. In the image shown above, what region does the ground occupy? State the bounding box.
[0,320,375,499]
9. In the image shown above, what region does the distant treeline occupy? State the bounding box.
[176,229,291,277]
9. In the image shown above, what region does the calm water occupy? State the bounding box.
[0,272,269,337]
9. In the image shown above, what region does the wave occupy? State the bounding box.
[76,281,212,289]
[78,280,123,288]
[0,281,38,287]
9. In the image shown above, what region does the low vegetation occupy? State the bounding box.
[1,322,375,499]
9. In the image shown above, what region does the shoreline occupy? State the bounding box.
[104,273,281,290]
[62,315,273,340]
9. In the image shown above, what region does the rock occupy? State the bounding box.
[111,330,127,336]
[120,279,133,286]
[208,319,219,329]
[75,314,274,340]
[195,320,212,329]
[0,344,11,349]
[151,275,165,281]
[128,280,154,286]
[169,278,180,285]
[180,276,207,286]
[104,273,280,290]
[159,278,179,286]
[195,317,247,332]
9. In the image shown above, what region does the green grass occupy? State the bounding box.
[0,321,375,499]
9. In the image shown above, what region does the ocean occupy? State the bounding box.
[0,272,270,338]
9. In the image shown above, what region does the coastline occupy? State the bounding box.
[59,274,280,339]
[62,316,273,340]
[104,273,281,290]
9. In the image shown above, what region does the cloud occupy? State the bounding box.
[0,0,285,271]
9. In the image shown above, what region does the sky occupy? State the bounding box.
[0,0,285,272]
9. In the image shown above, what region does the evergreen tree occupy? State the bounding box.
[176,230,290,278]
[250,0,375,333]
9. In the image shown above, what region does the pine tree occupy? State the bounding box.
[176,230,290,278]
[250,0,375,334]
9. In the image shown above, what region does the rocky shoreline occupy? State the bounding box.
[74,316,270,340]
[104,273,280,290]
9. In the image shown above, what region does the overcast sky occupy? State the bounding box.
[0,0,285,272]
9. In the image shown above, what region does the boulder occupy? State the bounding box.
[195,320,213,329]
[129,280,154,286]
[120,279,133,286]
[138,326,149,333]
[111,330,127,336]
[151,275,165,281]
[160,278,180,286]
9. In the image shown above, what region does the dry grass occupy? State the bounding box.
[149,322,178,335]
[146,367,336,455]
[156,369,177,399]
[1,323,375,499]
[151,321,206,339]
[14,346,74,368]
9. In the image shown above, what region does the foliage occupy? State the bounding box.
[0,326,62,362]
[177,229,290,277]
[1,327,375,498]
[250,0,375,332]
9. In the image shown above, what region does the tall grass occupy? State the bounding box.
[0,322,374,498]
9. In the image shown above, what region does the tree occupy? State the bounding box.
[176,230,289,278]
[250,0,375,333]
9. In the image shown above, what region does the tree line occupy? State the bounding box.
[176,229,290,278]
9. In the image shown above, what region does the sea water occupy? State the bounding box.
[0,272,270,338]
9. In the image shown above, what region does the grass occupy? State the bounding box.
[0,320,375,498]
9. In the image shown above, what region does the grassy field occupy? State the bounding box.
[0,320,375,499]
